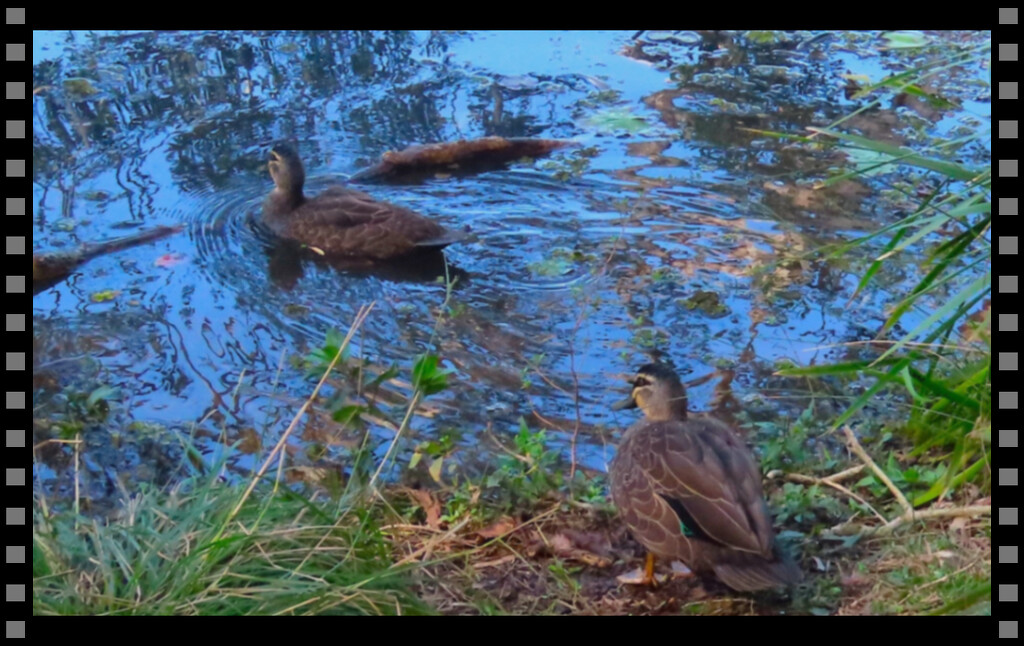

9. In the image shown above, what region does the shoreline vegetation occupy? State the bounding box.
[34,264,992,616]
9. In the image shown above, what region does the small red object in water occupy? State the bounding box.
[154,253,187,268]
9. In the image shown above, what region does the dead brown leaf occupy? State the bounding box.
[534,529,614,568]
[405,488,443,530]
[557,528,613,557]
[551,533,573,554]
[474,517,518,541]
[948,516,969,533]
[626,140,672,159]
[841,572,872,590]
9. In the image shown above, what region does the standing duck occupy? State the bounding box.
[262,144,467,259]
[609,363,802,592]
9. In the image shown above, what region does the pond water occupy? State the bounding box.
[31,30,991,507]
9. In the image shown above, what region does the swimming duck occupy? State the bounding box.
[262,144,466,259]
[609,363,802,592]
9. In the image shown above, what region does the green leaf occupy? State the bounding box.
[366,364,400,390]
[899,366,925,403]
[63,77,99,96]
[428,456,444,484]
[889,82,956,108]
[412,354,450,396]
[528,257,572,277]
[874,272,991,364]
[584,107,652,135]
[33,538,52,578]
[306,329,351,370]
[829,357,913,431]
[90,289,120,303]
[735,127,819,145]
[325,328,344,351]
[928,581,991,616]
[877,196,988,263]
[856,475,876,488]
[907,368,982,414]
[86,385,118,408]
[808,127,981,181]
[331,404,365,425]
[945,196,990,218]
[844,146,901,177]
[881,229,989,335]
[912,455,988,507]
[846,228,908,303]
[408,450,423,471]
[882,31,930,49]
[776,358,900,377]
[877,214,955,262]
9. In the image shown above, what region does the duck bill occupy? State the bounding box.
[611,395,638,411]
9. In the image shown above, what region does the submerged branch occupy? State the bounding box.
[350,137,577,183]
[33,224,183,294]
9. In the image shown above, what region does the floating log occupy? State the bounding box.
[350,136,578,183]
[33,225,183,295]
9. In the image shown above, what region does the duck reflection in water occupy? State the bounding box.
[260,236,470,291]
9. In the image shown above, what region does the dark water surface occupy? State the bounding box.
[31,30,991,504]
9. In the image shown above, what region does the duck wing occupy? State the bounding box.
[284,187,456,258]
[629,417,774,556]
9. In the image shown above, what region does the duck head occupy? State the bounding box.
[612,363,688,421]
[268,143,306,196]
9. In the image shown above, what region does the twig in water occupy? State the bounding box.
[73,430,81,529]
[568,321,583,482]
[368,390,423,492]
[271,347,286,392]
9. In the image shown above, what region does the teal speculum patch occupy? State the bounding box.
[680,521,695,537]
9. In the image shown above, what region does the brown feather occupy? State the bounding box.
[713,555,803,592]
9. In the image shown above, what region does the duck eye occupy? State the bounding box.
[633,375,651,387]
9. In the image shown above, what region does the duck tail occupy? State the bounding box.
[414,228,472,250]
[712,550,803,592]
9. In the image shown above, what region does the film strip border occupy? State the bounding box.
[6,6,27,639]
[1,18,1012,633]
[997,7,1020,639]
